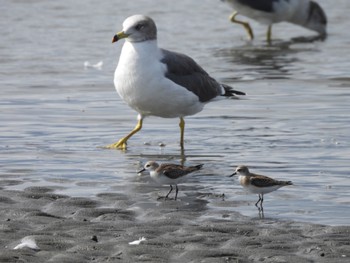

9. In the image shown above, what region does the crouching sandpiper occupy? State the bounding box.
[138,161,203,200]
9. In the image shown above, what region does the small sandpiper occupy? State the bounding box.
[229,165,292,211]
[138,161,203,200]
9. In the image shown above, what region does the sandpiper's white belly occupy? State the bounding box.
[150,172,185,186]
[114,41,203,118]
[245,184,282,195]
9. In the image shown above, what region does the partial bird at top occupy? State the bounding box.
[107,14,245,150]
[222,0,327,42]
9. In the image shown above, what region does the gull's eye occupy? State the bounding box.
[135,23,144,31]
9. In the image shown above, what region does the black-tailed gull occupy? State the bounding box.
[107,14,245,149]
[223,0,327,42]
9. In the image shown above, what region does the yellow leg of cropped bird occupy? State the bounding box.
[266,25,272,43]
[179,117,185,149]
[106,118,143,149]
[229,11,254,40]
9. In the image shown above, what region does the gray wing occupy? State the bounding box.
[161,164,189,179]
[250,175,293,187]
[250,176,281,187]
[160,49,223,102]
[236,0,280,13]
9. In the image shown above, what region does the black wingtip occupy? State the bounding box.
[195,164,204,170]
[222,84,246,96]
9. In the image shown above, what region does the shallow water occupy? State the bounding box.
[1,0,349,226]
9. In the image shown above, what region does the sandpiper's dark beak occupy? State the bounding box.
[137,168,146,174]
[228,172,236,177]
[112,31,129,43]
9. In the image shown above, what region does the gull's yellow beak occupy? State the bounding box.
[112,31,129,43]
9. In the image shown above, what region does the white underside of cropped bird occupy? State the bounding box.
[223,0,327,42]
[107,14,245,149]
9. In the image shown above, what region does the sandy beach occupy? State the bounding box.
[1,182,349,263]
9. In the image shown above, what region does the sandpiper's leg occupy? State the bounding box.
[165,185,173,199]
[259,209,265,219]
[174,185,179,200]
[266,25,272,43]
[260,194,264,212]
[255,194,263,210]
[179,117,185,149]
[229,11,254,40]
[106,116,143,149]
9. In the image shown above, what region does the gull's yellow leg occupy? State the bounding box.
[179,117,185,149]
[266,25,272,43]
[229,11,254,40]
[106,118,143,149]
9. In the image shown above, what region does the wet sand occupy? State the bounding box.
[0,182,349,263]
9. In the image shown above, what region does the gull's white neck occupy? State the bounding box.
[117,40,160,66]
[115,39,164,81]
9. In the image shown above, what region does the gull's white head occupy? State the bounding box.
[112,15,157,43]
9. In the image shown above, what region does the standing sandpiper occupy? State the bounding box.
[229,165,292,211]
[138,161,203,200]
